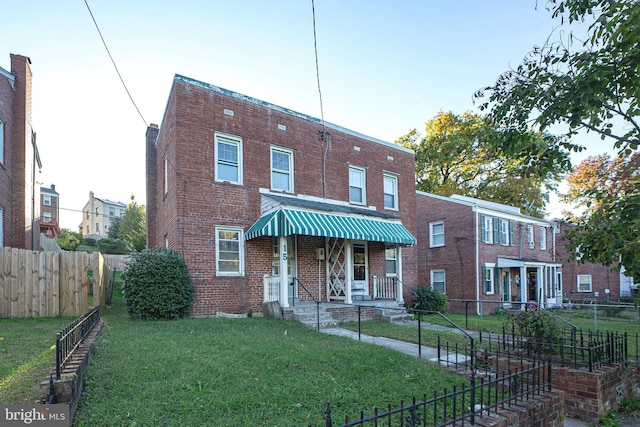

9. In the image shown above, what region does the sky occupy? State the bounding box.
[1,1,612,230]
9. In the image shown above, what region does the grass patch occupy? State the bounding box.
[75,244,98,253]
[340,320,471,350]
[0,316,75,403]
[74,289,468,426]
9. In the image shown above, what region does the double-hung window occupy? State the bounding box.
[430,269,446,293]
[482,264,495,294]
[349,166,366,205]
[499,219,509,245]
[385,246,398,276]
[270,146,293,193]
[429,221,444,247]
[577,275,592,292]
[43,212,51,223]
[43,195,51,206]
[215,133,242,184]
[216,227,244,276]
[527,225,535,249]
[540,227,547,251]
[481,215,493,243]
[383,173,398,210]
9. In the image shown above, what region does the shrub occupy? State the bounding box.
[98,238,127,254]
[83,237,97,246]
[122,249,194,320]
[508,310,564,355]
[408,286,448,313]
[56,231,82,251]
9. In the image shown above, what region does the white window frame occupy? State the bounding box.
[216,226,245,276]
[483,263,495,295]
[43,194,51,206]
[540,227,547,251]
[383,173,398,210]
[270,146,294,193]
[430,269,446,294]
[527,225,535,249]
[577,274,592,293]
[349,166,366,205]
[385,245,398,277]
[482,215,493,244]
[0,116,4,164]
[214,133,243,185]
[0,207,3,246]
[500,219,509,246]
[164,152,169,195]
[43,212,52,223]
[429,221,444,248]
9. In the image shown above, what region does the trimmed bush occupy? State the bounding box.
[83,237,97,246]
[122,249,194,320]
[508,310,564,355]
[98,238,127,254]
[408,286,448,313]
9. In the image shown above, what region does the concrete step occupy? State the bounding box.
[376,307,414,323]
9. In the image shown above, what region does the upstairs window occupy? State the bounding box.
[499,219,509,245]
[43,212,51,223]
[349,166,366,205]
[429,221,444,247]
[43,195,51,206]
[383,173,398,210]
[481,215,493,243]
[270,146,293,193]
[540,227,547,251]
[527,225,535,249]
[215,133,242,185]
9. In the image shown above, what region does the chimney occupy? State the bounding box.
[51,184,55,191]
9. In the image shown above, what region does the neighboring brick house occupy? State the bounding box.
[556,221,621,302]
[146,74,418,316]
[40,184,61,238]
[79,191,126,238]
[0,53,41,250]
[416,192,562,314]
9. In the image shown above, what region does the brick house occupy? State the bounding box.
[146,75,418,316]
[555,221,621,302]
[40,184,61,238]
[416,192,562,314]
[79,191,126,238]
[0,53,41,250]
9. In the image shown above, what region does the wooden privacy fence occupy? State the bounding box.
[0,247,111,318]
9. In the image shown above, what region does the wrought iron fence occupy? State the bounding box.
[314,357,551,426]
[55,305,101,379]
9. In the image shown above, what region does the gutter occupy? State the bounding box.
[474,205,480,315]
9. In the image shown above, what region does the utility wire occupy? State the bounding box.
[84,0,148,127]
[311,0,330,198]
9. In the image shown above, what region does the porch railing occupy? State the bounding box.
[373,276,397,300]
[263,275,280,303]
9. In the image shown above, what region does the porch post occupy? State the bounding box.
[279,236,289,308]
[345,242,352,304]
[397,246,404,303]
[519,267,526,309]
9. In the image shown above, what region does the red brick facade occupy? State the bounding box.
[0,53,39,250]
[146,75,417,316]
[416,193,560,314]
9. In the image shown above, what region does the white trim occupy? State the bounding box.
[215,226,245,276]
[214,132,243,185]
[577,274,592,292]
[429,221,444,247]
[430,269,446,293]
[348,165,366,205]
[270,145,294,193]
[382,172,398,210]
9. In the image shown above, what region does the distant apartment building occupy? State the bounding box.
[0,53,41,249]
[79,191,126,237]
[40,184,61,237]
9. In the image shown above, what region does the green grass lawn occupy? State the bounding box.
[72,289,469,427]
[0,316,75,403]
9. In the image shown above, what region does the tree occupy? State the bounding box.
[56,229,82,251]
[117,195,147,252]
[396,111,570,217]
[475,0,640,155]
[107,215,122,239]
[561,153,640,277]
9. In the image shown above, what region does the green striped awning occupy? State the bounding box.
[246,208,416,245]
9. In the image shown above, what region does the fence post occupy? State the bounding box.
[357,305,361,341]
[55,332,62,380]
[325,402,332,427]
[417,312,422,359]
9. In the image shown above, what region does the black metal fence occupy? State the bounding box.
[55,305,101,379]
[315,356,552,426]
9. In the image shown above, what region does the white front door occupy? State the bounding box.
[352,242,368,298]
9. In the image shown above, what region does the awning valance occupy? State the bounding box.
[246,208,416,245]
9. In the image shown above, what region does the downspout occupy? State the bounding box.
[474,205,480,315]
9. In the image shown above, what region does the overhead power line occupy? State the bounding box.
[83,0,148,127]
